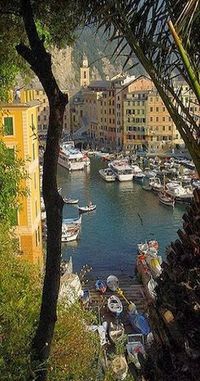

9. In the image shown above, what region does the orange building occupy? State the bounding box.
[0,100,43,265]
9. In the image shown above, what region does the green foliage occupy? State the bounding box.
[0,224,41,381]
[49,302,100,381]
[0,140,28,226]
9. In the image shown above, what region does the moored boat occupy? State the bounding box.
[127,302,151,335]
[107,275,119,291]
[99,168,116,182]
[126,334,145,369]
[95,279,107,294]
[109,160,133,181]
[108,322,125,344]
[159,192,175,207]
[61,226,80,242]
[58,142,85,171]
[107,295,123,316]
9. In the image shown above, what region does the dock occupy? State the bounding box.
[84,273,148,332]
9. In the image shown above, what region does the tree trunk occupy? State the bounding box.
[16,1,68,380]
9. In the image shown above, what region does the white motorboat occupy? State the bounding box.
[63,197,79,204]
[99,168,116,182]
[58,142,85,171]
[78,204,96,213]
[132,165,145,181]
[150,177,164,193]
[107,295,123,315]
[159,192,175,207]
[142,176,155,191]
[166,182,194,203]
[109,160,133,181]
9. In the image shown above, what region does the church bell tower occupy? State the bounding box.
[80,54,90,87]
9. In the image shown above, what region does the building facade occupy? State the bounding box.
[0,100,43,264]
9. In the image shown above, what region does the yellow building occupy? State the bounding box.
[0,100,43,265]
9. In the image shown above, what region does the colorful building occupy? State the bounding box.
[0,100,43,265]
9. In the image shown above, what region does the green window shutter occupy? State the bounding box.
[4,117,14,135]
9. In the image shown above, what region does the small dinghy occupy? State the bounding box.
[106,275,119,291]
[80,288,90,305]
[128,303,151,335]
[95,279,107,294]
[78,204,96,213]
[111,355,128,380]
[108,321,125,344]
[107,295,123,316]
[63,197,79,204]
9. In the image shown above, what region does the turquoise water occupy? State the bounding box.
[58,158,184,277]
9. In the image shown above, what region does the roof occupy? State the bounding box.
[0,100,40,108]
[88,80,112,89]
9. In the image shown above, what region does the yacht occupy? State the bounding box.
[58,142,85,171]
[132,165,145,182]
[166,182,194,203]
[99,168,116,182]
[109,160,133,181]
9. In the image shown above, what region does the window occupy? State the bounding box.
[34,173,36,189]
[4,116,14,135]
[156,117,159,122]
[156,107,159,112]
[84,71,86,79]
[35,200,37,217]
[150,107,153,112]
[33,143,35,160]
[163,117,165,121]
[163,126,165,131]
[163,107,165,111]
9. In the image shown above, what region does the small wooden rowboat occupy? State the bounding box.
[106,275,119,291]
[95,279,107,294]
[78,204,96,213]
[107,295,123,316]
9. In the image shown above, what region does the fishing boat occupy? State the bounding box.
[78,203,96,213]
[111,355,128,380]
[63,197,79,204]
[127,302,151,335]
[95,279,107,294]
[159,192,175,207]
[108,322,125,344]
[106,275,119,291]
[109,160,133,181]
[107,295,123,316]
[99,168,116,182]
[126,334,145,369]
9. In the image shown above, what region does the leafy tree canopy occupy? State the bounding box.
[0,140,28,226]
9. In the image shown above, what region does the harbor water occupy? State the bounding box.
[58,158,184,277]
